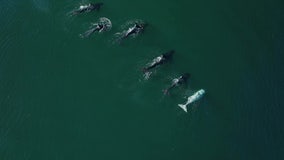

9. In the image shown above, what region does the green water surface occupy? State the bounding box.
[0,0,284,159]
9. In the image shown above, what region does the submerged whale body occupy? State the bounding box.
[178,89,205,112]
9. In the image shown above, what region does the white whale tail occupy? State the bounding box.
[178,104,188,113]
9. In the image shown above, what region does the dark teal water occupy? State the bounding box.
[1,0,284,159]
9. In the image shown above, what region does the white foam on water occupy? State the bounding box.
[99,17,112,31]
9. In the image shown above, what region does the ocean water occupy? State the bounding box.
[0,0,284,159]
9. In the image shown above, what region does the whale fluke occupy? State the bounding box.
[178,104,188,112]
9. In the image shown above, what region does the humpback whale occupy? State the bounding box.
[80,17,112,38]
[69,2,103,15]
[116,22,147,43]
[142,50,174,73]
[178,89,205,112]
[122,22,145,39]
[163,73,190,95]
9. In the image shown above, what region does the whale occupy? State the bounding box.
[142,50,174,73]
[80,24,104,38]
[163,73,190,95]
[70,2,103,15]
[119,22,147,41]
[178,89,205,112]
[80,17,112,38]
